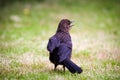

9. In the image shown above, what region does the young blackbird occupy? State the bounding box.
[47,19,83,74]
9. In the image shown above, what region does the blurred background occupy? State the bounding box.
[0,0,120,80]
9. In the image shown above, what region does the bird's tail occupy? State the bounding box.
[62,58,83,74]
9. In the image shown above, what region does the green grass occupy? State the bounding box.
[0,0,120,80]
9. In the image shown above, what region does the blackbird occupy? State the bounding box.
[47,19,83,74]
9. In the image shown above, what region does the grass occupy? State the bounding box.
[0,0,120,80]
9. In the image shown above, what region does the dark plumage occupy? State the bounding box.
[47,19,83,74]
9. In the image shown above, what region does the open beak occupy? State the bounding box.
[70,20,74,27]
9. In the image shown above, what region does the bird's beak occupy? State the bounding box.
[70,20,74,27]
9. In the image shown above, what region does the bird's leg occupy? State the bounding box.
[63,65,65,72]
[54,64,57,71]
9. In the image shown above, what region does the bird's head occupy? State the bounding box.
[57,19,73,33]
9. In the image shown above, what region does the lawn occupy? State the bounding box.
[0,0,120,80]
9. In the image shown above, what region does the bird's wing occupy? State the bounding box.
[57,43,72,63]
[47,36,60,53]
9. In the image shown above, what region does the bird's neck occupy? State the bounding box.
[56,30,69,34]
